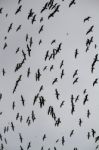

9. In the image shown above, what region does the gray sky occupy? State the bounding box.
[0,0,99,150]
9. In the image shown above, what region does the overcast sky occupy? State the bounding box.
[0,0,99,150]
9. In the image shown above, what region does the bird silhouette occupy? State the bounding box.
[84,16,91,23]
[73,69,78,78]
[95,136,99,143]
[52,78,58,85]
[69,0,76,7]
[0,8,3,14]
[39,25,44,34]
[16,25,22,32]
[13,75,22,93]
[73,77,78,84]
[91,129,96,138]
[55,89,60,100]
[27,67,30,77]
[93,78,98,86]
[15,5,22,15]
[8,23,13,32]
[70,129,74,137]
[19,133,23,143]
[86,25,94,35]
[75,49,79,59]
[21,95,25,106]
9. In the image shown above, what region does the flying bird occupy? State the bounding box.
[84,16,91,23]
[93,78,98,86]
[86,25,94,35]
[69,0,76,7]
[15,5,22,15]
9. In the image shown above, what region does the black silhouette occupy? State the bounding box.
[84,16,91,23]
[93,78,98,86]
[2,68,5,76]
[95,136,99,143]
[75,95,79,102]
[16,112,20,120]
[86,25,94,35]
[39,39,42,45]
[16,25,22,32]
[35,69,41,81]
[70,129,74,137]
[15,5,22,15]
[43,134,46,141]
[60,69,64,79]
[62,136,65,145]
[20,145,24,150]
[12,101,15,110]
[27,142,31,150]
[48,5,60,19]
[45,50,49,61]
[60,101,65,108]
[41,2,48,13]
[52,78,58,85]
[31,110,36,122]
[69,0,76,7]
[26,33,28,41]
[21,95,25,106]
[55,89,60,100]
[87,109,90,118]
[43,66,47,71]
[60,60,64,69]
[91,129,96,138]
[8,23,13,32]
[83,94,89,105]
[3,42,7,50]
[50,65,54,71]
[39,96,46,108]
[19,133,23,143]
[39,25,44,34]
[87,132,90,139]
[75,49,79,59]
[0,8,3,14]
[33,93,39,105]
[86,36,93,47]
[27,67,30,77]
[27,44,31,57]
[73,69,78,78]
[30,37,33,47]
[31,14,36,24]
[28,9,33,20]
[51,39,56,45]
[18,0,22,4]
[16,47,20,53]
[0,93,2,100]
[79,118,82,126]
[11,122,14,131]
[39,85,43,93]
[13,75,22,93]
[73,77,78,84]
[40,17,43,22]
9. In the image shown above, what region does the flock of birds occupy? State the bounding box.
[0,0,99,150]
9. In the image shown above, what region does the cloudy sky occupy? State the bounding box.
[0,0,99,150]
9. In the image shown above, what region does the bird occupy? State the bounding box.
[27,67,31,77]
[51,39,56,45]
[75,49,79,59]
[84,16,91,23]
[62,136,65,145]
[42,134,46,141]
[52,78,58,85]
[27,142,31,150]
[91,129,96,138]
[79,118,82,126]
[86,25,94,35]
[0,93,2,100]
[60,60,64,69]
[43,66,47,71]
[30,37,33,47]
[16,25,22,32]
[13,75,22,94]
[19,133,23,143]
[70,129,74,137]
[3,42,7,50]
[45,50,49,61]
[40,2,48,13]
[0,8,3,14]
[12,101,15,110]
[15,5,22,15]
[20,145,24,150]
[95,136,99,143]
[39,39,42,45]
[35,69,41,81]
[75,95,79,102]
[8,23,13,32]
[38,25,44,34]
[55,89,60,100]
[69,0,76,7]
[50,65,54,71]
[60,69,64,79]
[39,85,43,93]
[11,122,14,131]
[16,47,20,53]
[20,95,25,106]
[2,68,6,76]
[73,69,78,78]
[83,89,87,94]
[31,14,36,24]
[73,77,79,84]
[83,94,89,105]
[27,9,34,20]
[87,109,91,118]
[60,101,65,108]
[40,17,43,22]
[87,132,90,139]
[26,33,28,41]
[27,44,31,57]
[16,112,20,120]
[93,78,98,86]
